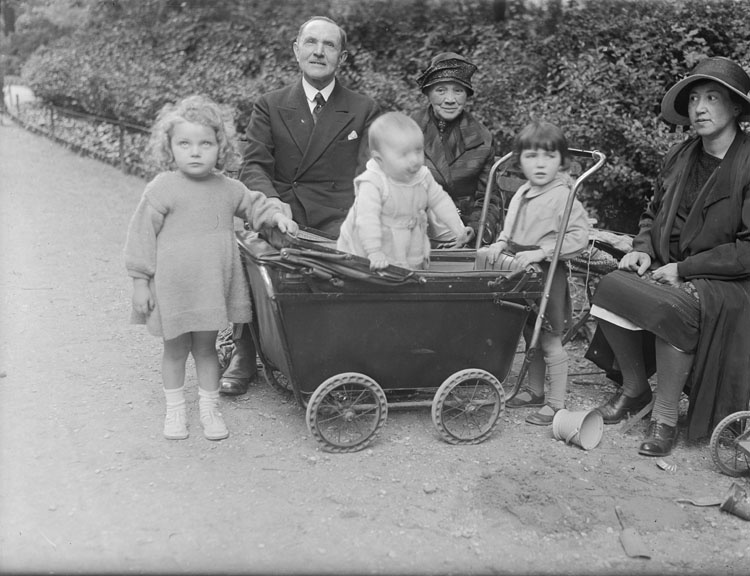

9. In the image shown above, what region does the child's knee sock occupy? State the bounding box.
[198,387,220,414]
[164,386,186,413]
[545,352,569,410]
[526,351,547,397]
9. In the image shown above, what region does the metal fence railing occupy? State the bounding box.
[4,85,155,178]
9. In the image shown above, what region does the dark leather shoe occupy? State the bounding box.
[595,388,652,425]
[219,377,252,396]
[638,420,677,457]
[525,404,561,426]
[507,387,546,408]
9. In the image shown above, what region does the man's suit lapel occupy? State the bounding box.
[279,82,314,157]
[297,83,355,177]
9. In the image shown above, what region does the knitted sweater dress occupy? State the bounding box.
[124,171,288,340]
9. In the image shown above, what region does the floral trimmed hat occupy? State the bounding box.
[661,56,750,125]
[416,52,477,96]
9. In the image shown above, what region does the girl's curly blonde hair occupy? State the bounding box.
[148,94,240,172]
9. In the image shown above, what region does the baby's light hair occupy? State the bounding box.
[513,120,570,168]
[368,111,423,155]
[148,94,239,172]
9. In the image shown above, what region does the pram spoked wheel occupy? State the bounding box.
[431,369,505,445]
[710,411,750,477]
[306,372,388,453]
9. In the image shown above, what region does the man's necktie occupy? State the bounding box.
[313,92,326,124]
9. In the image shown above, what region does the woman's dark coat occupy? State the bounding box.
[589,131,750,439]
[412,107,500,243]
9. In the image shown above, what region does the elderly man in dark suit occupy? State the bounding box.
[220,16,380,395]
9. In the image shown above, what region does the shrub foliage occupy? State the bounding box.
[20,0,750,232]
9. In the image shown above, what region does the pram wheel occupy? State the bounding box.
[710,410,750,477]
[431,369,505,445]
[306,372,388,453]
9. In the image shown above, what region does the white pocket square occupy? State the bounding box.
[347,130,359,140]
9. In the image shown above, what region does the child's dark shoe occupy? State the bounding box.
[507,388,546,408]
[525,404,561,426]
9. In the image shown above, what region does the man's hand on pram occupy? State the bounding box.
[618,250,651,276]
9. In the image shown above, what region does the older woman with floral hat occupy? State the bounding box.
[586,56,750,457]
[412,52,500,246]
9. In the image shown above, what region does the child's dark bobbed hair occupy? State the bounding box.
[512,120,570,169]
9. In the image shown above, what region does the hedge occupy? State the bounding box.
[20,0,750,232]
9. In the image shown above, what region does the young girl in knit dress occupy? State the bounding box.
[484,120,590,425]
[337,112,473,270]
[125,95,297,441]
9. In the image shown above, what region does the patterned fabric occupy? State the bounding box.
[416,53,477,95]
[412,106,499,244]
[312,92,325,124]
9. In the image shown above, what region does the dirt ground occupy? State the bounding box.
[1,118,749,576]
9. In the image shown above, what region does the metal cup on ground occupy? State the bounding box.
[552,408,604,450]
[720,482,750,521]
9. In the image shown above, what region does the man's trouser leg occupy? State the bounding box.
[219,323,257,396]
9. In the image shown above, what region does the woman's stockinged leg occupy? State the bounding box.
[638,337,693,457]
[652,337,694,427]
[595,321,653,425]
[599,321,649,397]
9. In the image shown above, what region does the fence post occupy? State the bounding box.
[118,121,125,172]
[49,105,55,136]
[15,93,19,113]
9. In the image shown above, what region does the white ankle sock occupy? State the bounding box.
[164,386,186,410]
[198,387,219,412]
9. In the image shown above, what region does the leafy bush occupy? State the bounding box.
[19,0,750,232]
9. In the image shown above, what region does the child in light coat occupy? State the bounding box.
[485,120,590,425]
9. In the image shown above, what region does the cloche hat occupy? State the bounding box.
[660,56,750,125]
[416,52,477,96]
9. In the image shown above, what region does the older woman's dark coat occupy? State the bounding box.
[412,107,500,243]
[589,131,750,439]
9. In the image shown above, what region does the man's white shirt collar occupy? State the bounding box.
[302,78,335,113]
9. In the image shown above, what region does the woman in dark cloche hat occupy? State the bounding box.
[411,52,501,247]
[586,56,750,457]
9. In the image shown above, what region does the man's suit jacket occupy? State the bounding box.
[239,79,379,236]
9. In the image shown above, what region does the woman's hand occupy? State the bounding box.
[618,250,652,276]
[368,251,389,270]
[132,278,154,315]
[652,263,682,287]
[513,249,545,270]
[274,213,299,235]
